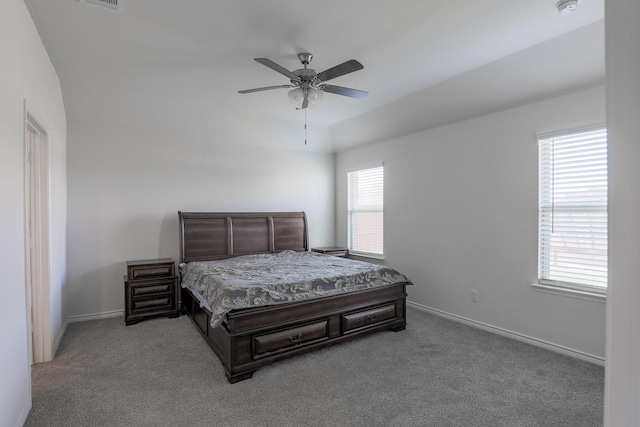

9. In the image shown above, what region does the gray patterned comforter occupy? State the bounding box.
[180,250,411,327]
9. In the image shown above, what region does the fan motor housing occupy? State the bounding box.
[292,68,317,86]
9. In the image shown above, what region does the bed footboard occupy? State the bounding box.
[181,283,407,383]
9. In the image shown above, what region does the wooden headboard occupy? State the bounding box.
[178,212,309,263]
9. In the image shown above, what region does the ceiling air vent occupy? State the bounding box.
[79,0,123,14]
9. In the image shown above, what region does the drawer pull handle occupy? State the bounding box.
[368,314,377,322]
[289,333,302,343]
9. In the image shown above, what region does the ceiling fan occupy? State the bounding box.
[238,53,368,110]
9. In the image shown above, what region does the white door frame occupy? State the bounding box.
[24,101,52,364]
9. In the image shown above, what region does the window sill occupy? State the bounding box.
[531,282,606,303]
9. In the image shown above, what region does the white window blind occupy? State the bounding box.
[348,166,383,256]
[538,128,608,290]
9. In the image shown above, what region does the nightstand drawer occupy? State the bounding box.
[311,246,349,258]
[131,282,172,297]
[133,297,172,311]
[127,258,175,280]
[127,277,175,297]
[126,277,177,318]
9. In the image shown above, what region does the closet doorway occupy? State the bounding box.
[25,106,52,365]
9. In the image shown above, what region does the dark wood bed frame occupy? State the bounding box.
[178,211,408,383]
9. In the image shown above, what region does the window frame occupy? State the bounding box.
[347,165,384,259]
[536,125,608,295]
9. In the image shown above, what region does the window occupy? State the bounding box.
[348,166,383,257]
[537,127,608,292]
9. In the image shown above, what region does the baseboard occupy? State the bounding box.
[67,309,124,323]
[15,398,31,427]
[407,301,605,366]
[52,317,69,358]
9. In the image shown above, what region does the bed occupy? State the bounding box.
[178,211,410,383]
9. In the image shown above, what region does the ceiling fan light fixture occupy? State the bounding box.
[288,87,323,109]
[307,87,324,107]
[288,87,304,106]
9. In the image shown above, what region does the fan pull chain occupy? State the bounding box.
[304,109,307,145]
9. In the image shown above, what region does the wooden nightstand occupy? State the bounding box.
[311,246,349,258]
[124,258,179,325]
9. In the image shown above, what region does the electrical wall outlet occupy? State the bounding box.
[471,289,479,302]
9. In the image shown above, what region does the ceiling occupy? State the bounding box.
[24,0,605,152]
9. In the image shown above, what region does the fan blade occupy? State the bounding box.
[238,85,294,94]
[322,85,368,99]
[254,58,298,80]
[316,59,364,82]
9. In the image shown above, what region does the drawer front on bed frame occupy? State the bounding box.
[341,303,397,334]
[252,320,329,359]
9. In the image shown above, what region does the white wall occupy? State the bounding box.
[0,1,67,425]
[604,0,640,425]
[66,124,335,318]
[336,85,606,360]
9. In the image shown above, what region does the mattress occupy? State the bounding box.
[180,250,411,327]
